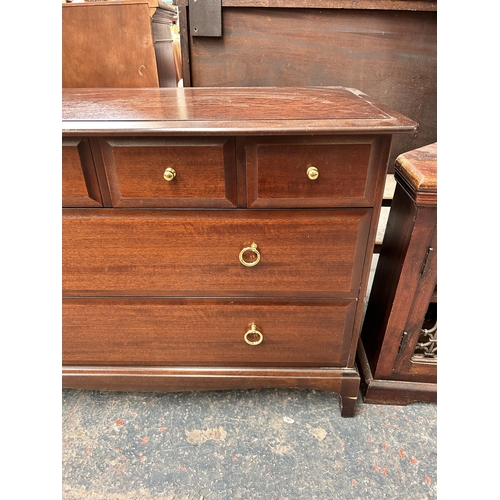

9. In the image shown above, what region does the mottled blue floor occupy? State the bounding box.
[62,388,437,499]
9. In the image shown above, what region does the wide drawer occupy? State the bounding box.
[63,209,371,297]
[244,136,385,208]
[96,137,237,208]
[62,138,103,207]
[63,298,357,367]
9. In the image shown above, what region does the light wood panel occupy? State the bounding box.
[62,2,159,88]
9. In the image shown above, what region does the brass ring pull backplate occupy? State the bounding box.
[163,167,176,181]
[244,323,263,345]
[239,243,260,267]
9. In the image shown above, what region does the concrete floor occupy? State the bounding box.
[62,388,437,500]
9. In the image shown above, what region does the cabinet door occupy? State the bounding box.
[391,227,437,382]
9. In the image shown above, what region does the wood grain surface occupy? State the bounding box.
[62,87,418,136]
[63,298,356,367]
[96,136,237,207]
[244,136,376,208]
[179,6,433,168]
[62,364,357,393]
[394,142,437,205]
[62,2,159,88]
[173,0,436,10]
[62,138,103,207]
[62,209,371,297]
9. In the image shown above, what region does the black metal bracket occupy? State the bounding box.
[189,0,222,37]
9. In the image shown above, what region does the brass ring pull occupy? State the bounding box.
[244,323,263,346]
[239,243,260,267]
[307,166,319,180]
[163,167,176,181]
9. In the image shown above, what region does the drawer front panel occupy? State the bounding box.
[98,137,237,208]
[63,298,357,367]
[63,209,371,297]
[62,138,103,207]
[245,136,380,208]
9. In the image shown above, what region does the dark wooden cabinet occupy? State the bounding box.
[358,142,437,405]
[62,87,417,417]
[173,0,436,169]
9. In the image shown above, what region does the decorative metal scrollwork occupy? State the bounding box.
[412,321,437,364]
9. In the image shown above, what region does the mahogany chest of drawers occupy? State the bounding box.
[62,87,417,417]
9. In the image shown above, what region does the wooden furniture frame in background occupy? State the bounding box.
[173,0,436,170]
[62,1,160,88]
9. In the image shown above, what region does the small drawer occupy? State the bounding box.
[97,137,237,208]
[62,138,103,207]
[63,298,357,367]
[244,136,382,208]
[63,208,371,298]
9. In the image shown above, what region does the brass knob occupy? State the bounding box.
[163,167,176,181]
[307,166,319,180]
[239,243,261,267]
[244,323,263,346]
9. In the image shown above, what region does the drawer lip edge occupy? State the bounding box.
[62,124,417,136]
[62,366,357,375]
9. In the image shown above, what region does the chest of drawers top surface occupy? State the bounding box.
[62,87,418,135]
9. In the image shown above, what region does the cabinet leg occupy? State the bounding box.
[339,373,360,417]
